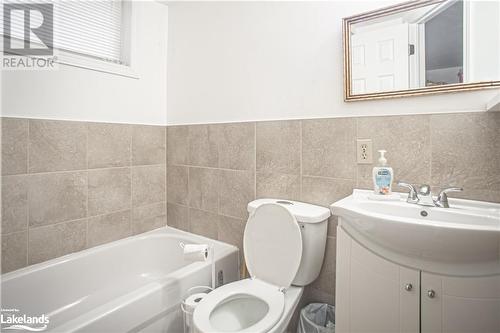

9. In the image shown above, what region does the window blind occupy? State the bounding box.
[55,1,123,63]
[5,0,124,64]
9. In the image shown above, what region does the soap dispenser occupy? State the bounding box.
[372,150,393,195]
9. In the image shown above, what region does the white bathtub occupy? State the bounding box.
[1,227,239,332]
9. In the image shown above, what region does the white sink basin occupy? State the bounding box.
[331,190,500,269]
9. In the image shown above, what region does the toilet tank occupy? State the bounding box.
[247,199,330,286]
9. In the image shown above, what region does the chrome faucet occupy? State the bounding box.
[435,187,463,208]
[397,181,463,208]
[397,182,418,204]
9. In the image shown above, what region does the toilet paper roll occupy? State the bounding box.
[184,293,208,312]
[182,244,209,262]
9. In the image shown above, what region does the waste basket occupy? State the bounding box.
[297,303,335,333]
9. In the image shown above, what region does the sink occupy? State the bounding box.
[331,190,500,272]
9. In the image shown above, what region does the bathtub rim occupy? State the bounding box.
[1,226,239,282]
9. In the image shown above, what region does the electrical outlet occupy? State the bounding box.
[357,139,373,164]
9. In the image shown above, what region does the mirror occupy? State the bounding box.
[343,0,500,101]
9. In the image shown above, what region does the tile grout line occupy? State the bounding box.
[300,120,303,200]
[26,119,30,174]
[296,174,357,182]
[171,162,256,173]
[187,166,191,221]
[85,123,89,248]
[129,125,133,235]
[355,117,359,188]
[212,123,219,237]
[428,115,433,186]
[26,119,30,266]
[25,163,166,177]
[166,127,173,228]
[254,122,257,200]
[89,202,167,221]
[29,215,104,233]
[187,126,191,232]
[168,201,246,222]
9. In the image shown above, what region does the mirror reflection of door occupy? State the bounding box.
[351,20,409,94]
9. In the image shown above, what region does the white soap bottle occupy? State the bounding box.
[372,150,393,195]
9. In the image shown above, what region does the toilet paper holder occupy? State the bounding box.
[179,242,216,290]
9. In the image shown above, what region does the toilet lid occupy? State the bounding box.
[244,203,303,288]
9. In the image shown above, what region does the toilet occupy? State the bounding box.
[193,198,331,333]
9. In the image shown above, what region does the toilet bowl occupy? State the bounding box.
[194,279,285,332]
[193,199,330,333]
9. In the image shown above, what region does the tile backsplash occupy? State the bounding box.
[2,112,499,303]
[166,111,500,305]
[1,118,167,273]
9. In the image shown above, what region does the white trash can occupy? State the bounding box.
[297,303,335,333]
[181,286,213,333]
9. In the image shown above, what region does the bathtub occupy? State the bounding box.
[1,227,239,332]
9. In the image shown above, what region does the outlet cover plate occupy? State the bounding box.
[357,139,373,164]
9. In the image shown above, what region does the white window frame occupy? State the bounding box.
[2,1,138,79]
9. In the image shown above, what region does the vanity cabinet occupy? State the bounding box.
[336,227,500,333]
[421,273,500,333]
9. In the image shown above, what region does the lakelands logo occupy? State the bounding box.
[1,308,50,331]
[2,2,57,70]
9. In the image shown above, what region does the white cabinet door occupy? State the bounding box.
[421,272,500,333]
[336,227,419,333]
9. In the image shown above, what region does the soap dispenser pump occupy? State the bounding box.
[372,150,393,195]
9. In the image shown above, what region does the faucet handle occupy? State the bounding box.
[436,187,463,208]
[439,187,463,194]
[397,181,418,203]
[418,184,431,196]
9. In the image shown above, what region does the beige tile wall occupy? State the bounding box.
[2,112,499,323]
[166,111,500,313]
[1,118,167,273]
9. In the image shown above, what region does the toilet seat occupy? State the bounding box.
[193,279,285,333]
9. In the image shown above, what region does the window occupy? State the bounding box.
[4,0,136,77]
[55,1,125,64]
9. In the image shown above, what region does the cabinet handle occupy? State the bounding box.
[427,289,436,298]
[404,283,413,291]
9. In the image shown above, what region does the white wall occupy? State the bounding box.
[468,0,500,82]
[167,1,500,125]
[1,1,168,125]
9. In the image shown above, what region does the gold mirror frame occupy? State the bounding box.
[343,0,500,101]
